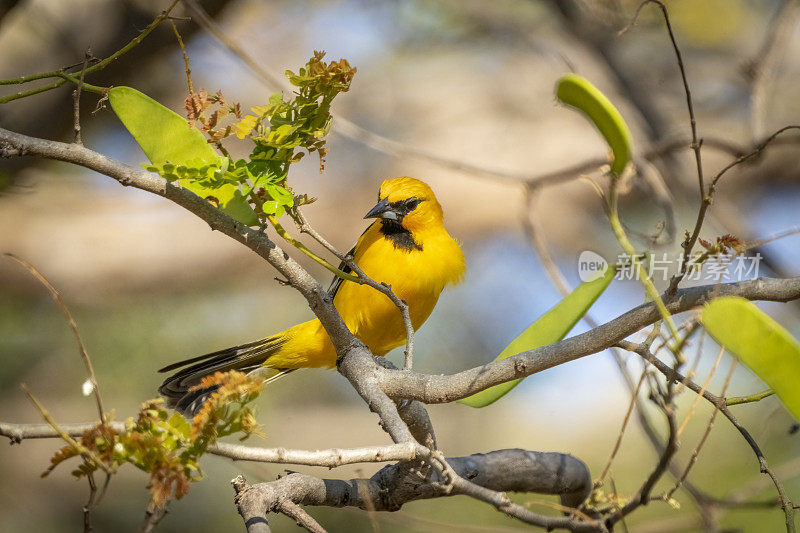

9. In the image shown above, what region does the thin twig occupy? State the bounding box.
[676,345,725,437]
[6,254,105,422]
[595,369,648,486]
[664,359,738,500]
[0,0,181,104]
[727,388,775,406]
[622,0,707,300]
[744,0,800,140]
[139,501,169,533]
[670,120,800,297]
[610,384,678,523]
[169,19,194,95]
[673,329,704,398]
[709,125,800,188]
[72,50,91,146]
[83,472,97,533]
[725,456,800,506]
[621,0,703,190]
[617,340,796,530]
[19,385,112,475]
[264,214,360,283]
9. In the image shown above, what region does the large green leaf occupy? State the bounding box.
[555,74,632,176]
[460,266,615,408]
[109,86,257,226]
[702,296,800,421]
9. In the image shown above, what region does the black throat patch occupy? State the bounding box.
[379,219,423,252]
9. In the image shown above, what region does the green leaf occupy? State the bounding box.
[701,296,800,421]
[261,200,286,218]
[109,86,220,166]
[460,265,615,408]
[109,86,257,226]
[265,184,294,205]
[555,74,633,176]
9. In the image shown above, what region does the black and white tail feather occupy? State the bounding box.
[158,336,292,416]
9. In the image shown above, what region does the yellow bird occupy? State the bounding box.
[159,177,465,413]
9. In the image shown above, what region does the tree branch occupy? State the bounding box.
[0,420,421,468]
[210,442,418,468]
[377,275,800,403]
[232,449,603,532]
[617,340,797,528]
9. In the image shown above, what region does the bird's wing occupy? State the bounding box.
[328,223,374,299]
[328,249,354,300]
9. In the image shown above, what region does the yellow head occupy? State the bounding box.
[363,177,444,233]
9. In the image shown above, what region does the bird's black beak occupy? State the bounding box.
[363,197,398,220]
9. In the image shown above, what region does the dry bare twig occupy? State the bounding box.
[663,359,738,501]
[5,254,106,423]
[617,340,796,529]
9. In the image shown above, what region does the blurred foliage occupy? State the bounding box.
[43,372,263,509]
[668,0,749,47]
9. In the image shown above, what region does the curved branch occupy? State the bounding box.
[377,275,800,403]
[233,449,603,532]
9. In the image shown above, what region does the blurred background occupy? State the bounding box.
[1,0,799,531]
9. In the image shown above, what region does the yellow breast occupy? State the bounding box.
[333,221,465,356]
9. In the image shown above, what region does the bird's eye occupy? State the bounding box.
[404,197,421,211]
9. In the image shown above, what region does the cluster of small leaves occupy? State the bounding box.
[232,51,356,217]
[185,89,243,143]
[43,371,263,509]
[690,233,746,270]
[42,422,117,479]
[167,51,354,221]
[236,50,356,167]
[698,233,746,255]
